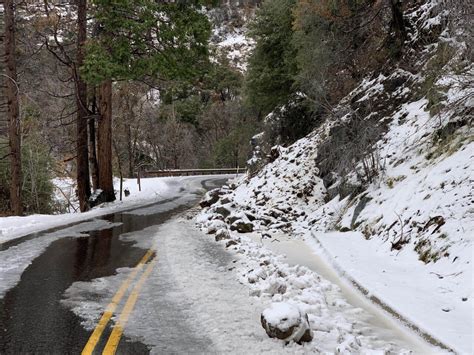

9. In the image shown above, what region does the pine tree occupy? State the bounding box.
[245,0,298,116]
[81,0,211,202]
[75,0,91,211]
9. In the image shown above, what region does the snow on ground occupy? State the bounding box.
[0,175,232,245]
[64,214,437,353]
[195,8,473,351]
[197,218,443,353]
[197,94,472,352]
[310,230,472,354]
[304,97,473,353]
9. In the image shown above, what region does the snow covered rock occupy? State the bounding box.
[199,188,221,208]
[261,302,313,344]
[206,220,227,234]
[214,205,231,218]
[215,228,231,241]
[230,219,254,233]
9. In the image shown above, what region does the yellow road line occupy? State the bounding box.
[103,258,157,355]
[81,249,154,355]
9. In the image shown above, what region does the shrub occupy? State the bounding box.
[315,113,384,195]
[0,137,55,215]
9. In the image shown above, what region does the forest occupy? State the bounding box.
[0,0,472,216]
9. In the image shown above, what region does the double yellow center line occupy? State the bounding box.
[82,249,157,355]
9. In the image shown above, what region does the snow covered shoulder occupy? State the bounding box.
[0,176,217,244]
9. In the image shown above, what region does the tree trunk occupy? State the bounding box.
[5,0,22,215]
[126,123,133,177]
[88,114,99,190]
[389,0,406,41]
[75,0,91,212]
[97,80,115,201]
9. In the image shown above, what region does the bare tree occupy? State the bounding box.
[4,0,22,215]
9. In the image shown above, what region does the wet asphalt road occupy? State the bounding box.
[0,178,225,354]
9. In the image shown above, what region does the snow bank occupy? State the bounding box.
[0,175,226,244]
[203,218,435,352]
[312,230,472,353]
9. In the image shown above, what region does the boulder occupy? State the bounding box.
[245,212,256,221]
[199,188,221,208]
[214,205,231,218]
[206,220,226,234]
[226,214,240,224]
[230,220,254,233]
[268,146,280,162]
[226,240,238,248]
[221,196,231,204]
[215,228,231,241]
[261,303,313,344]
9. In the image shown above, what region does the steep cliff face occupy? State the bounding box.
[198,0,473,352]
[207,1,259,71]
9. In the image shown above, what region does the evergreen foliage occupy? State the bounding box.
[82,1,212,85]
[245,0,298,115]
[0,135,54,215]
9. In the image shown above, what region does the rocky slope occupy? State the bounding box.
[197,0,473,352]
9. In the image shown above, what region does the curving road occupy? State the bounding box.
[0,177,226,354]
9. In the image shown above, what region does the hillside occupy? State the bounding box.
[197,0,473,352]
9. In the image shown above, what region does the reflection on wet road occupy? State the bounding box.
[0,178,226,354]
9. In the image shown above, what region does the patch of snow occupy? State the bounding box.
[0,175,230,245]
[311,230,472,354]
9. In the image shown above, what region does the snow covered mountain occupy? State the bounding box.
[207,2,257,71]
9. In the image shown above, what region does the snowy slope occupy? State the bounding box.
[207,5,255,71]
[196,1,473,352]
